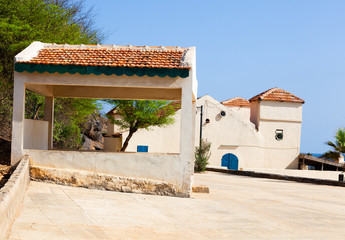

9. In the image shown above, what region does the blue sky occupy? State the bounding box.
[85,0,345,153]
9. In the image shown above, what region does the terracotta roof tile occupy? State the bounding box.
[249,88,305,103]
[19,46,190,69]
[221,97,250,107]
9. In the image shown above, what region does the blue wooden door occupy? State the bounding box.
[221,153,238,170]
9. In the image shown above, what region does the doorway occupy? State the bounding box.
[221,153,239,170]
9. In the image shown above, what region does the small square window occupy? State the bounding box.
[275,129,283,141]
[137,145,148,152]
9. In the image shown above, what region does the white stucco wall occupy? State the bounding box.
[111,111,181,153]
[115,95,304,170]
[226,106,250,120]
[260,101,303,122]
[257,101,303,169]
[195,95,261,168]
[23,119,48,150]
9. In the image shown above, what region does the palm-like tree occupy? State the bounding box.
[321,128,345,162]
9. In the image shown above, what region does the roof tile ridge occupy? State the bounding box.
[234,96,248,101]
[280,88,296,98]
[260,87,278,100]
[221,97,250,106]
[43,43,186,51]
[222,96,242,103]
[285,89,305,102]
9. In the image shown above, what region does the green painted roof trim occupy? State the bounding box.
[15,63,189,78]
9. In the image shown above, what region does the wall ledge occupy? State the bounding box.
[0,155,30,239]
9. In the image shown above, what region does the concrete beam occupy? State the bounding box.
[15,72,184,89]
[26,84,53,97]
[51,85,181,100]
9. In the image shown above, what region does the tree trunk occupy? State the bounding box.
[33,103,42,120]
[121,128,137,151]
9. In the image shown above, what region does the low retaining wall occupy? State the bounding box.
[30,165,184,197]
[206,167,345,187]
[25,149,190,197]
[244,168,343,181]
[0,156,30,240]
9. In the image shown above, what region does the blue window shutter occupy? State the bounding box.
[137,145,148,152]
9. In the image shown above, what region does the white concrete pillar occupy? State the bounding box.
[11,77,26,165]
[190,100,196,187]
[179,81,194,195]
[44,97,54,149]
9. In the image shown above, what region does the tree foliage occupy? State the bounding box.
[105,100,177,151]
[321,128,345,161]
[25,90,45,120]
[0,0,103,147]
[194,139,211,172]
[53,98,100,149]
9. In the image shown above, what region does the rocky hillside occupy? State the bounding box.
[81,113,108,150]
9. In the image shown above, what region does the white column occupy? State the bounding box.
[11,77,26,165]
[44,97,54,149]
[190,100,196,187]
[179,79,194,196]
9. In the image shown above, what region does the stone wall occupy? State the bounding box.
[30,165,181,197]
[0,156,30,239]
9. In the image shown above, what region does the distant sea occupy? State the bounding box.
[301,153,323,158]
[305,153,344,158]
[311,153,323,158]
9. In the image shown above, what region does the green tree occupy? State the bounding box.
[53,98,100,149]
[105,100,177,151]
[0,0,103,147]
[321,128,345,162]
[194,139,211,172]
[25,90,45,120]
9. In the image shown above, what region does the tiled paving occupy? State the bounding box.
[8,172,345,239]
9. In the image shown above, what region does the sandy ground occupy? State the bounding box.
[8,172,345,240]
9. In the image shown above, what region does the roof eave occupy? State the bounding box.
[15,62,190,78]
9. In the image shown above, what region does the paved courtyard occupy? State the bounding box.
[8,172,345,239]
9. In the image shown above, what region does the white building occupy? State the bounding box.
[109,88,305,170]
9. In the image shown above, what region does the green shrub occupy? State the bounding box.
[194,139,211,172]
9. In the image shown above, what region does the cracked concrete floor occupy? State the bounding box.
[8,172,345,240]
